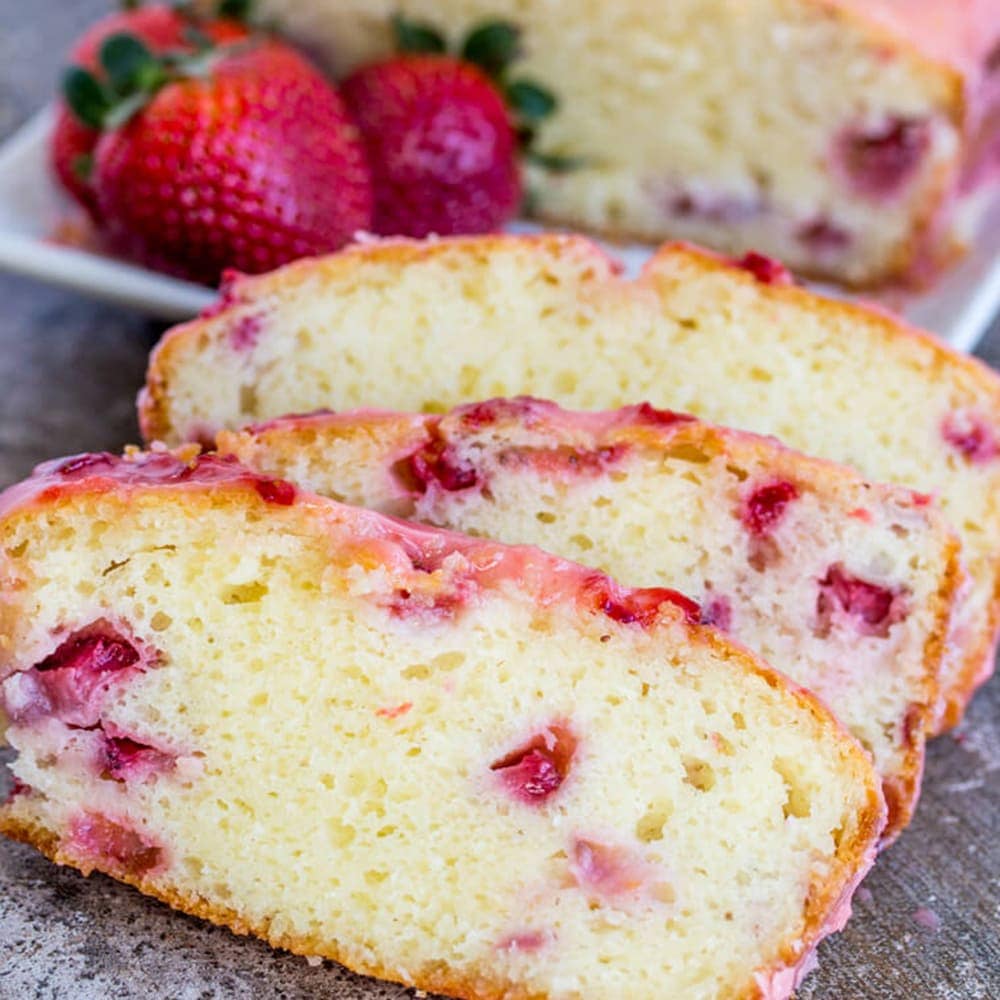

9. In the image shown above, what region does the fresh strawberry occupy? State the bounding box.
[341,55,520,237]
[51,4,248,220]
[69,36,372,285]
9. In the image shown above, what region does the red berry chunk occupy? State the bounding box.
[731,251,793,286]
[569,839,646,899]
[589,577,700,628]
[836,117,931,199]
[254,477,297,505]
[491,724,576,804]
[496,930,547,952]
[407,439,480,493]
[742,480,799,536]
[68,812,164,878]
[101,732,176,782]
[941,410,998,463]
[796,217,851,253]
[817,564,907,638]
[700,594,732,631]
[2,623,147,728]
[633,403,697,427]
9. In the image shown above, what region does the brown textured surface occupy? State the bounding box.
[0,3,998,998]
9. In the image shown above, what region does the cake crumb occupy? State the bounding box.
[913,907,941,932]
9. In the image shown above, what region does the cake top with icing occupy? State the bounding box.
[843,0,999,75]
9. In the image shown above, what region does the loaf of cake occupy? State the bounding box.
[139,233,1000,730]
[218,397,959,841]
[254,0,999,286]
[0,449,885,1000]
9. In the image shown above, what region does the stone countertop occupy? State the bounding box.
[0,3,997,998]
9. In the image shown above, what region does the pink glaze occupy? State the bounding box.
[742,480,799,536]
[730,252,794,287]
[66,811,166,878]
[1,622,152,729]
[941,409,999,462]
[816,564,909,638]
[848,507,874,523]
[568,837,670,906]
[490,723,576,805]
[0,450,303,523]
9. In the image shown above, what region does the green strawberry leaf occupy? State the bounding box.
[461,21,520,78]
[505,79,557,123]
[525,149,587,173]
[99,33,163,96]
[392,14,447,54]
[62,67,112,129]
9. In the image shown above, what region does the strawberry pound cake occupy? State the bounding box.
[256,0,1000,285]
[219,397,961,842]
[0,449,884,1000]
[138,234,1000,731]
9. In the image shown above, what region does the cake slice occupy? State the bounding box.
[218,397,960,842]
[139,233,1000,730]
[253,0,999,285]
[0,449,884,1000]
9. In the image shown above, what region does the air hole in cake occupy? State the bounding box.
[682,757,716,792]
[773,758,812,819]
[815,564,909,638]
[635,801,674,842]
[833,117,931,199]
[663,442,712,465]
[490,723,577,804]
[742,480,799,536]
[1,621,153,728]
[941,410,999,463]
[221,581,269,605]
[66,811,165,878]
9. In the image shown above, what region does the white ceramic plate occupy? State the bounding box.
[2,106,999,347]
